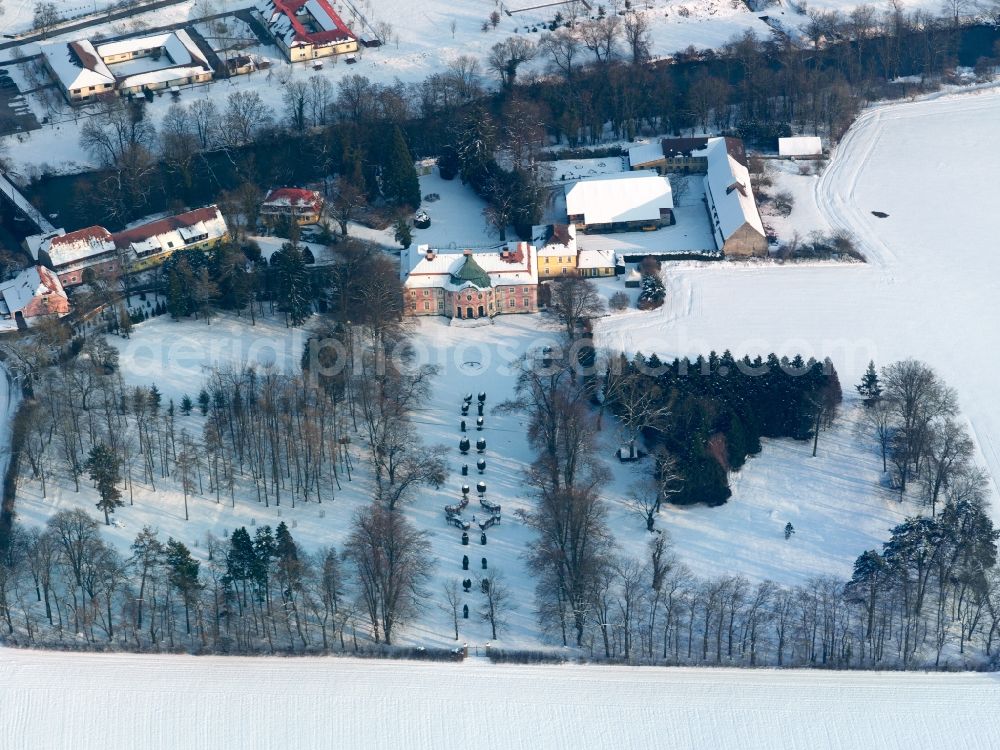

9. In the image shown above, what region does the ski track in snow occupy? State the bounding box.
[3,648,1000,750]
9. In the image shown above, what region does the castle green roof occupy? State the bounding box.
[450,254,492,289]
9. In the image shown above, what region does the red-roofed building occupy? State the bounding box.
[37,205,229,286]
[254,0,359,62]
[261,188,325,226]
[0,266,71,331]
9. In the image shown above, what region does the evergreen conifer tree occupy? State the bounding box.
[856,360,882,406]
[382,126,421,208]
[272,243,313,326]
[198,388,211,416]
[165,538,202,634]
[394,218,413,249]
[180,394,193,416]
[86,442,123,525]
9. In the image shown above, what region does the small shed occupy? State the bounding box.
[778,136,823,158]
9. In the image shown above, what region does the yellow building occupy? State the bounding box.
[117,206,229,272]
[534,224,579,279]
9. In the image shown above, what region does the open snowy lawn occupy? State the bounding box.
[106,311,308,402]
[596,86,1000,523]
[3,648,1000,750]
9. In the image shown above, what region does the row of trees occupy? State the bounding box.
[3,498,997,666]
[77,87,422,227]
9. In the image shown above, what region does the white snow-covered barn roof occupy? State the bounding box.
[41,41,115,92]
[703,138,764,249]
[779,136,823,157]
[627,142,665,169]
[565,171,673,226]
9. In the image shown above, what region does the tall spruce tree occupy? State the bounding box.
[272,243,313,326]
[165,538,201,634]
[856,360,882,406]
[382,126,421,208]
[86,442,123,525]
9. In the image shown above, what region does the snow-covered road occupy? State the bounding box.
[2,647,999,750]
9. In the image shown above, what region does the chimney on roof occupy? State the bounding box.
[463,249,473,256]
[425,247,435,261]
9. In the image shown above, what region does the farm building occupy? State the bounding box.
[254,0,359,62]
[628,137,750,174]
[0,266,71,331]
[260,188,325,226]
[36,206,229,286]
[703,139,767,257]
[565,171,673,233]
[778,136,823,158]
[401,244,539,320]
[41,30,213,104]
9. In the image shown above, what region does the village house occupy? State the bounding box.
[260,188,325,226]
[534,224,578,279]
[36,206,229,287]
[532,224,617,279]
[401,244,539,320]
[0,266,71,331]
[41,29,213,104]
[254,0,359,62]
[703,139,768,257]
[565,171,673,233]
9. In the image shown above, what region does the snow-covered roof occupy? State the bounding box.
[779,136,823,157]
[113,205,227,257]
[42,206,226,269]
[256,0,355,47]
[262,187,324,212]
[577,248,616,269]
[41,41,115,92]
[118,65,208,90]
[565,171,673,226]
[401,244,538,290]
[627,142,665,169]
[102,30,209,89]
[0,266,69,319]
[532,223,577,257]
[43,226,117,268]
[96,30,208,68]
[703,138,764,248]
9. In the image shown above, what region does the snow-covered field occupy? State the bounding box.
[597,86,1000,524]
[3,648,1000,750]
